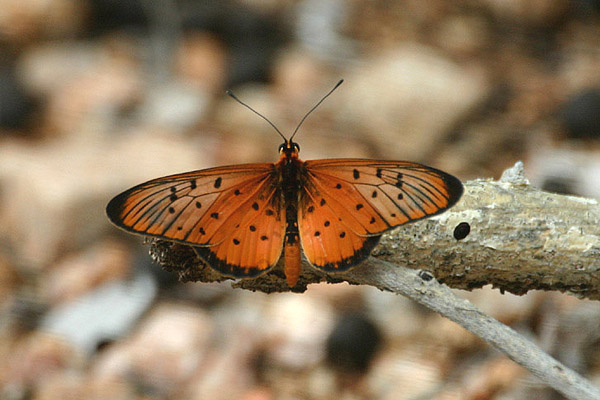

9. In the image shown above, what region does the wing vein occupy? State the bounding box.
[405,174,449,202]
[160,197,193,235]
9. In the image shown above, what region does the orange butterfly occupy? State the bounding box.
[106,80,463,287]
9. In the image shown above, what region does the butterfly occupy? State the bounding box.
[106,80,463,287]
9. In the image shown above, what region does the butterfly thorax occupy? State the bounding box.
[276,142,303,243]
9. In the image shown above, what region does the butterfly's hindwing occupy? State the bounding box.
[298,184,382,271]
[193,174,286,277]
[193,196,285,277]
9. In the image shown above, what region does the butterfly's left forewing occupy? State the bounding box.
[298,159,463,271]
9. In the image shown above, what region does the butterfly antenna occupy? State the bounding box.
[226,90,286,141]
[289,79,343,141]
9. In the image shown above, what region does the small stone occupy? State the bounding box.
[500,161,529,185]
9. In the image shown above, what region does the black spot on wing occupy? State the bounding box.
[214,177,222,188]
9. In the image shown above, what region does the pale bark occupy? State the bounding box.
[153,162,600,298]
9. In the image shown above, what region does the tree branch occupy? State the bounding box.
[149,161,600,399]
[152,161,600,298]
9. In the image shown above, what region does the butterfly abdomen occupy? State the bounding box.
[283,200,301,283]
[284,234,301,287]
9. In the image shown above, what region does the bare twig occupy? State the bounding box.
[342,258,600,400]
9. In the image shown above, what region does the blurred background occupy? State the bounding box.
[1,0,600,399]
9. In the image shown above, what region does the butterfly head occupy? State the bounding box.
[279,140,300,159]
